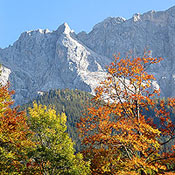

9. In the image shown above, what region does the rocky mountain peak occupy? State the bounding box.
[56,22,74,35]
[132,13,141,22]
[19,28,50,40]
[130,7,174,26]
[93,16,126,30]
[0,20,110,105]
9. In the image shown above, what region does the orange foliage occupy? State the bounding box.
[79,53,175,174]
[0,83,38,174]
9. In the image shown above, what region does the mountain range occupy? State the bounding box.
[1,6,175,105]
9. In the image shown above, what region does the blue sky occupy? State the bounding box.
[1,0,175,48]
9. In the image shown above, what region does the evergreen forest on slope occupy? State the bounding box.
[21,88,93,151]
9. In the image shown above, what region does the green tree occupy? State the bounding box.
[28,102,90,175]
[21,88,92,151]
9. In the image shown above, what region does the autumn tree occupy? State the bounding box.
[78,53,175,174]
[0,83,36,174]
[28,102,90,175]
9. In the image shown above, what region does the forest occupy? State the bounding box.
[1,54,175,174]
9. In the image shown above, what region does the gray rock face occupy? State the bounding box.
[1,6,175,104]
[0,23,110,104]
[77,6,175,97]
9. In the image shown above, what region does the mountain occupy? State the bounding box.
[0,23,110,105]
[1,6,175,104]
[77,6,175,97]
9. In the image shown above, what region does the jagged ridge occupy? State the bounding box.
[1,6,175,104]
[0,23,110,105]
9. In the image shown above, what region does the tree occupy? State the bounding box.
[78,53,175,174]
[28,102,90,175]
[20,88,93,151]
[0,83,36,174]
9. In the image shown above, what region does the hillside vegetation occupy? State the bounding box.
[21,88,93,150]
